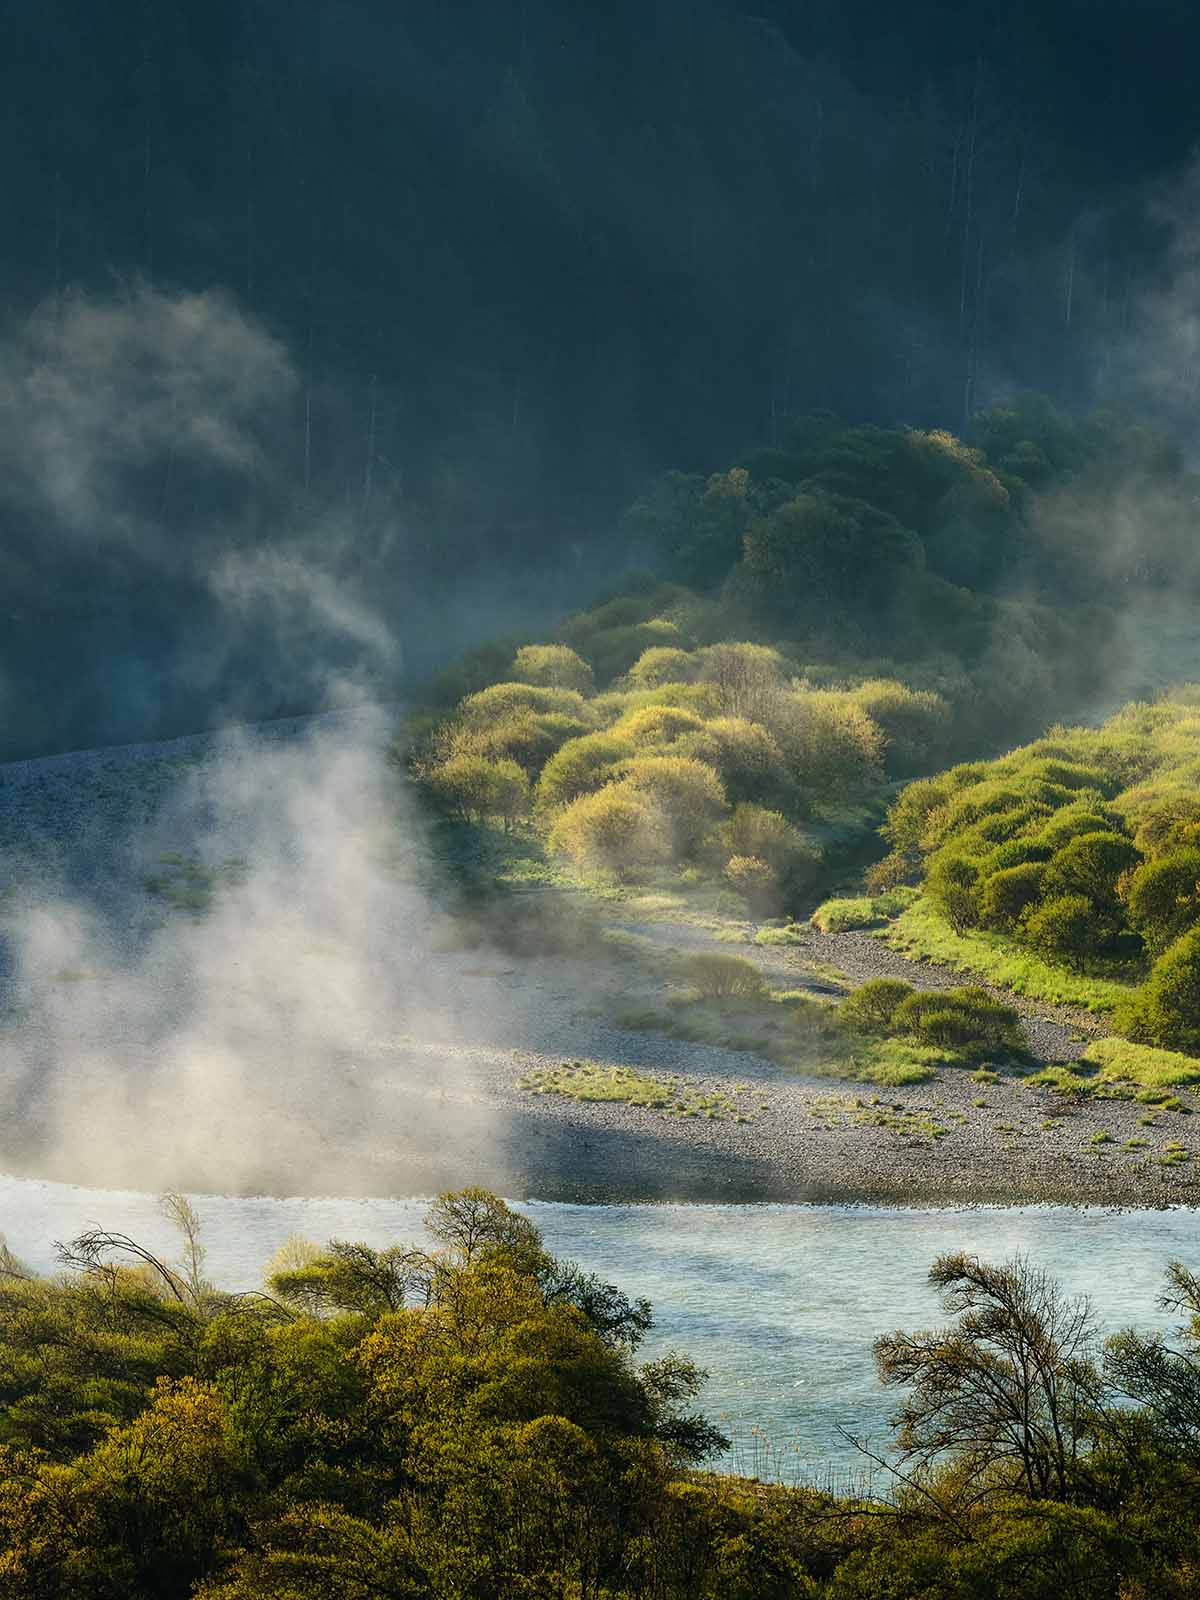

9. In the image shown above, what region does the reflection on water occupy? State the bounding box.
[2,1174,1191,1480]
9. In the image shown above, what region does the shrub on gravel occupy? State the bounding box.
[892,985,1022,1052]
[811,888,917,933]
[838,977,915,1035]
[723,854,778,914]
[679,952,769,1000]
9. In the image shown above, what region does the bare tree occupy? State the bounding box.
[1106,1261,1200,1459]
[875,1252,1104,1500]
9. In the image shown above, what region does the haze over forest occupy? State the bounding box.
[4,0,1200,755]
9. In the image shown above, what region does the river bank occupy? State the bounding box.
[0,715,1194,1208]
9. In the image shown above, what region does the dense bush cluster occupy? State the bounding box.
[881,691,1200,1050]
[412,594,962,908]
[8,1200,1200,1597]
[411,395,1197,915]
[839,976,1022,1055]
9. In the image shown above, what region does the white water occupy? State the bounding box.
[3,1173,1194,1482]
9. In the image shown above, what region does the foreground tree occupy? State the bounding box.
[874,1252,1103,1500]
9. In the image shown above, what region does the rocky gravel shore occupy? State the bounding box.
[0,716,1193,1209]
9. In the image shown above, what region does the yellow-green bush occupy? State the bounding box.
[548,783,671,877]
[679,951,769,999]
[625,646,698,687]
[692,641,791,721]
[612,704,706,747]
[510,643,595,692]
[770,689,885,805]
[712,802,819,880]
[425,754,530,826]
[620,755,728,857]
[458,681,591,727]
[534,732,635,811]
[723,853,778,911]
[1123,847,1200,953]
[452,710,593,773]
[674,717,788,805]
[1117,927,1200,1054]
[850,678,951,775]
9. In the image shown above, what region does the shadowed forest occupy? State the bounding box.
[3,1,1200,752]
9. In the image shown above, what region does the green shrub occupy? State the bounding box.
[925,852,982,931]
[425,755,530,826]
[675,717,788,806]
[712,803,820,882]
[457,711,592,773]
[679,952,769,999]
[1033,806,1121,851]
[612,704,706,747]
[838,977,915,1035]
[1123,847,1200,953]
[458,681,589,727]
[978,862,1046,930]
[986,837,1052,871]
[883,766,985,855]
[1021,893,1097,970]
[850,678,951,775]
[692,642,791,720]
[510,643,595,692]
[892,985,1021,1050]
[811,888,918,932]
[770,689,885,806]
[534,733,635,811]
[547,783,670,878]
[1129,794,1200,858]
[619,755,728,857]
[577,620,684,682]
[625,646,698,687]
[723,854,778,913]
[1117,927,1200,1054]
[1041,830,1139,911]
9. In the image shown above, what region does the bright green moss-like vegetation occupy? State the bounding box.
[517,1059,757,1120]
[877,693,1200,1047]
[881,894,1133,1011]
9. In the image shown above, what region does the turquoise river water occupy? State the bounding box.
[3,1175,1196,1483]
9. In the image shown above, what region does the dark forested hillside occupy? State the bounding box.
[1,0,1198,754]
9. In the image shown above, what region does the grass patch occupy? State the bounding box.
[616,989,943,1086]
[1026,1040,1200,1111]
[516,1060,757,1121]
[810,887,918,934]
[882,896,1133,1013]
[754,922,809,946]
[808,1092,949,1143]
[1079,1037,1200,1090]
[143,854,248,913]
